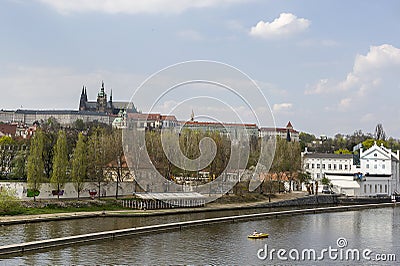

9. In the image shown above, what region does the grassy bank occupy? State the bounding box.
[1,199,127,216]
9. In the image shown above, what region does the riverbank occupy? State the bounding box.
[0,191,395,226]
[0,192,305,225]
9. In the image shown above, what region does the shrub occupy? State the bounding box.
[0,188,23,214]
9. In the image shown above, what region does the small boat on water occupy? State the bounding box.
[247,233,269,239]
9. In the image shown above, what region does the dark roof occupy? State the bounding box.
[303,153,353,159]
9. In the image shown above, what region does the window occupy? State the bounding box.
[345,165,348,170]
[317,164,320,169]
[374,153,377,157]
[322,164,325,169]
[364,184,367,193]
[374,164,377,169]
[317,173,320,179]
[380,185,382,193]
[366,164,369,169]
[312,164,314,169]
[375,184,377,193]
[385,185,388,193]
[339,164,342,170]
[306,163,309,169]
[382,164,385,169]
[334,164,337,170]
[328,164,331,170]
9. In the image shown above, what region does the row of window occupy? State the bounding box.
[364,184,387,194]
[366,164,385,169]
[305,163,351,171]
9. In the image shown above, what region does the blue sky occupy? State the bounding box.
[1,0,400,138]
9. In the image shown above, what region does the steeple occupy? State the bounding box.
[79,85,87,111]
[109,89,113,103]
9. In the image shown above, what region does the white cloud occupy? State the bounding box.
[307,44,400,96]
[273,103,293,113]
[308,44,400,116]
[250,13,310,39]
[37,0,247,15]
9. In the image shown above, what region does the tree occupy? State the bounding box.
[71,133,87,199]
[27,130,45,201]
[270,138,301,192]
[10,148,28,180]
[375,123,386,141]
[362,138,387,150]
[334,148,352,154]
[0,136,16,179]
[105,129,125,199]
[87,128,112,198]
[50,130,69,199]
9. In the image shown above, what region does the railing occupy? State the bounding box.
[121,199,206,209]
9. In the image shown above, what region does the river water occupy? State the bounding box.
[1,206,399,265]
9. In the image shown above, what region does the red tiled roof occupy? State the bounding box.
[182,121,257,127]
[260,127,299,133]
[160,115,177,121]
[0,124,17,136]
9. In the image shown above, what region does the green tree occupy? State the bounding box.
[50,130,69,199]
[362,138,388,150]
[334,148,352,154]
[10,148,28,180]
[27,130,45,201]
[321,176,331,185]
[71,133,87,199]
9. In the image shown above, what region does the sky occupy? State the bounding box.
[1,0,400,138]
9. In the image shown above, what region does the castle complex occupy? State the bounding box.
[79,81,136,114]
[0,81,137,127]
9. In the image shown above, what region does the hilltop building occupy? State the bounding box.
[259,121,299,141]
[0,81,137,127]
[79,81,137,115]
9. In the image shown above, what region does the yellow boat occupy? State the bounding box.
[247,233,269,239]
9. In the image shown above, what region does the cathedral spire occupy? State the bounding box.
[110,89,113,102]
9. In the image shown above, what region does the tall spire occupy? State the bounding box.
[110,89,113,102]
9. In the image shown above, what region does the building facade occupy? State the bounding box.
[302,142,400,196]
[259,121,299,141]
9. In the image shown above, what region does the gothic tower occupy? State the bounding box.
[97,81,108,113]
[79,86,87,111]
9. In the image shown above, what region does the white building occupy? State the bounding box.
[302,142,400,196]
[356,142,400,196]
